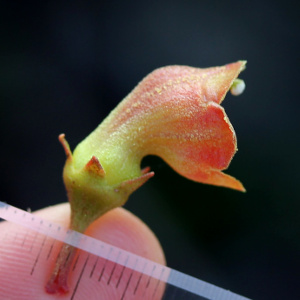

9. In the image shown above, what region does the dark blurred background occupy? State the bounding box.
[1,0,299,299]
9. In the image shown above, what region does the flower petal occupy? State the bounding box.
[73,61,246,190]
[141,101,244,191]
[108,61,246,190]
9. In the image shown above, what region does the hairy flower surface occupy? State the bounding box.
[46,61,246,294]
[73,61,246,190]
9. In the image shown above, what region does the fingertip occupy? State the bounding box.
[33,202,71,226]
[35,203,165,265]
[0,203,166,299]
[86,207,166,266]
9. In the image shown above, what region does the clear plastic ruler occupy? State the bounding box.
[0,201,251,300]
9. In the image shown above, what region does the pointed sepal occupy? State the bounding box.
[141,166,151,175]
[58,134,72,159]
[85,156,105,177]
[115,171,154,196]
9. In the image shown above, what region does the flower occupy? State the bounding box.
[46,61,246,294]
[71,60,246,189]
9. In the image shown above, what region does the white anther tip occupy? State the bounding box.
[230,79,246,96]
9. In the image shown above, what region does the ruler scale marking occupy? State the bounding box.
[0,201,251,300]
[21,229,29,246]
[116,254,129,289]
[31,234,47,275]
[90,256,99,278]
[98,247,113,282]
[152,268,164,299]
[134,261,147,295]
[107,251,121,285]
[46,239,56,260]
[72,253,81,272]
[71,254,90,300]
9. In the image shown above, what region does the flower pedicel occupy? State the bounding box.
[46,61,247,294]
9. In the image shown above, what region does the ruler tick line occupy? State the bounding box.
[72,253,81,272]
[30,235,47,275]
[90,256,99,278]
[152,268,165,299]
[143,265,156,297]
[120,258,138,300]
[70,254,90,300]
[146,265,156,289]
[29,230,39,252]
[107,251,121,285]
[13,231,18,243]
[98,247,113,282]
[98,262,106,282]
[46,240,55,261]
[21,229,29,247]
[120,271,132,300]
[64,247,73,267]
[116,255,129,289]
[134,261,147,295]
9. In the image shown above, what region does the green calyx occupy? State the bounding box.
[59,134,154,232]
[59,134,153,233]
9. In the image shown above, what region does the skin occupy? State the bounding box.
[0,203,166,299]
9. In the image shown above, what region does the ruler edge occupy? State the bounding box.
[0,201,251,300]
